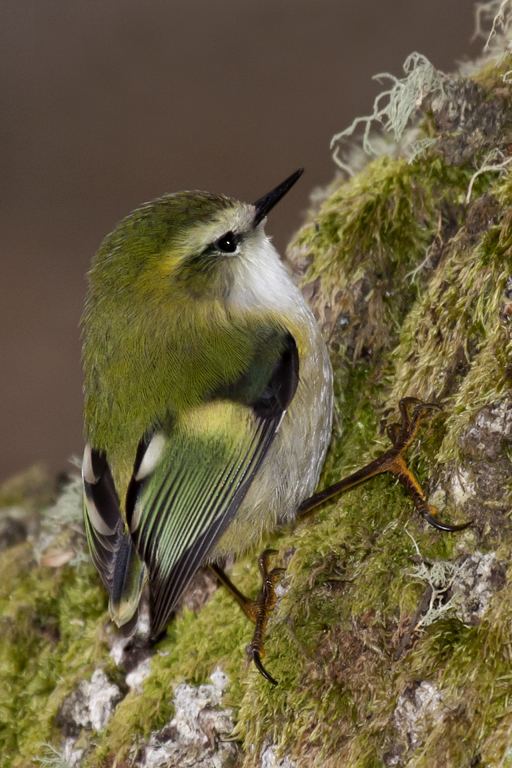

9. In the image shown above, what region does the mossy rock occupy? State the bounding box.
[1,43,512,768]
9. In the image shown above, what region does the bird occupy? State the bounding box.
[81,170,334,668]
[82,169,469,684]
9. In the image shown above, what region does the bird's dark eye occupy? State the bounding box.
[215,231,238,253]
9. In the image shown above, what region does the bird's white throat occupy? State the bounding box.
[227,233,304,315]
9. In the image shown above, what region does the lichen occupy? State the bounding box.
[134,668,238,768]
[330,52,447,172]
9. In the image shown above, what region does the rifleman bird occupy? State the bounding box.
[82,170,469,684]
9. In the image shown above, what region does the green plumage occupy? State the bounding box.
[81,187,310,633]
[82,192,288,496]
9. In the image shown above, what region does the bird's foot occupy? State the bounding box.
[246,548,285,686]
[210,548,285,685]
[380,397,471,532]
[298,396,471,532]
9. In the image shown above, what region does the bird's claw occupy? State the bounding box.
[418,503,472,533]
[250,647,278,686]
[387,398,472,532]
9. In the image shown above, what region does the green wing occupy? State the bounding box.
[126,332,299,637]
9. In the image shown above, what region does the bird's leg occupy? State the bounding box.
[298,397,471,532]
[210,548,285,686]
[209,562,260,622]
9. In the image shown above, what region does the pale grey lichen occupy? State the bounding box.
[448,466,477,507]
[474,0,512,52]
[466,148,512,203]
[460,399,512,460]
[136,668,238,768]
[260,744,296,768]
[59,669,122,734]
[393,681,445,752]
[108,601,151,666]
[126,657,153,694]
[50,669,123,768]
[60,741,84,768]
[330,52,447,172]
[409,550,505,628]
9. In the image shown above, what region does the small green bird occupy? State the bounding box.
[82,170,334,647]
[82,170,469,683]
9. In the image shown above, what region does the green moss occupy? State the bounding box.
[297,156,453,278]
[0,465,54,509]
[0,546,107,767]
[385,180,511,471]
[291,156,474,375]
[472,51,512,89]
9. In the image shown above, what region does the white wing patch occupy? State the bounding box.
[135,432,167,481]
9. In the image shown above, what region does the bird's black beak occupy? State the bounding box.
[252,168,304,227]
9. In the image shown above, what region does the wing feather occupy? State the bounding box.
[129,406,277,636]
[82,444,146,629]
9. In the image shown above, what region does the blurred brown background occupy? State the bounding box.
[1,1,478,481]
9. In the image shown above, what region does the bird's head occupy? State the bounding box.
[87,169,304,311]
